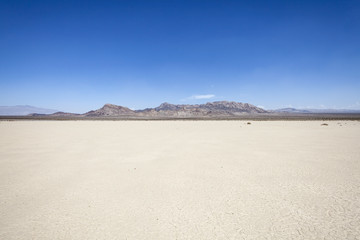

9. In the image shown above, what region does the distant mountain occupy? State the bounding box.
[49,112,81,117]
[274,108,360,114]
[307,109,360,114]
[0,105,58,116]
[84,104,135,117]
[275,108,311,113]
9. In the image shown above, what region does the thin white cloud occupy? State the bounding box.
[190,94,215,100]
[180,94,217,102]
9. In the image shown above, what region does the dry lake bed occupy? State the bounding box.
[0,120,359,239]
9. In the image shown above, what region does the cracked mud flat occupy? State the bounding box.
[0,120,359,240]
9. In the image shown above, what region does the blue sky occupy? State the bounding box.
[1,0,359,113]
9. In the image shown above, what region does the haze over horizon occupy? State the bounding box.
[1,0,359,113]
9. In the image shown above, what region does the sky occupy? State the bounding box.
[0,0,359,113]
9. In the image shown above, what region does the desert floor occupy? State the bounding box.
[0,120,359,240]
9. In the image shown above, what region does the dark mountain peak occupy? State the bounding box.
[102,103,122,109]
[155,102,180,111]
[159,102,173,107]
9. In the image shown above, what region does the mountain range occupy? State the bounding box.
[62,101,268,117]
[2,102,360,117]
[24,101,266,118]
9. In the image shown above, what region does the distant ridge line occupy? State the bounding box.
[3,101,358,118]
[43,101,268,117]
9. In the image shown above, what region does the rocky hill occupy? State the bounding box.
[136,101,267,117]
[84,104,136,117]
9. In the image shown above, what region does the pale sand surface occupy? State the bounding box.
[0,120,360,240]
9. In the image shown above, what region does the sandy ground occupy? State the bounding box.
[0,120,359,240]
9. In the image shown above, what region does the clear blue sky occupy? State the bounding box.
[1,0,359,113]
